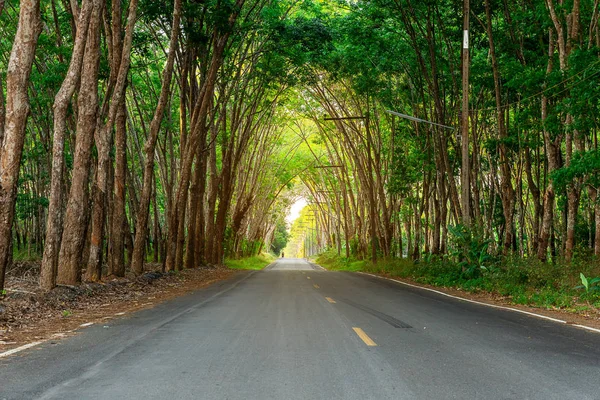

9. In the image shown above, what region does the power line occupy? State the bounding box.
[385,110,455,130]
[474,59,600,113]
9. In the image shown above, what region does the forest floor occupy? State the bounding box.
[0,262,234,350]
[315,252,600,331]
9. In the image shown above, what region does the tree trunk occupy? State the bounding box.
[41,0,94,290]
[185,146,204,269]
[0,0,42,290]
[547,0,581,262]
[174,197,187,270]
[525,146,541,254]
[86,118,116,280]
[595,198,600,256]
[131,0,182,275]
[0,79,5,149]
[537,31,559,263]
[193,156,208,266]
[485,0,514,255]
[109,101,128,276]
[57,0,102,285]
[204,127,219,264]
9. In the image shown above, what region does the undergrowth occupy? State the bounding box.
[224,253,275,270]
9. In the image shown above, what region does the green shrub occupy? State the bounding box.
[448,225,497,279]
[225,253,275,270]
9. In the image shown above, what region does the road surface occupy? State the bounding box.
[1,258,599,399]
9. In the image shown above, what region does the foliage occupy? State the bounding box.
[225,253,275,270]
[552,150,600,192]
[447,225,496,279]
[576,273,600,297]
[270,220,290,256]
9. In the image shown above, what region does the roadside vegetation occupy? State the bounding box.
[225,254,276,271]
[317,250,600,312]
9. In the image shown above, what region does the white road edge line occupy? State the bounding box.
[0,341,43,358]
[573,324,600,334]
[355,272,600,332]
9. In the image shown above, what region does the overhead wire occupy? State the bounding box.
[472,58,600,113]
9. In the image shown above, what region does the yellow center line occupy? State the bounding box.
[325,297,336,303]
[352,327,377,347]
[313,284,320,289]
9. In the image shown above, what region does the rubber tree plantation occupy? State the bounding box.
[0,0,599,308]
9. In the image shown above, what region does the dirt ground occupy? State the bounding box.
[0,262,234,350]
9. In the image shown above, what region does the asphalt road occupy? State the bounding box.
[1,258,599,399]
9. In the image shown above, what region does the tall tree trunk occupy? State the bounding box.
[595,197,600,256]
[57,0,102,285]
[0,79,5,148]
[130,0,182,275]
[538,142,560,262]
[165,0,245,270]
[0,0,42,290]
[537,31,559,262]
[485,0,514,254]
[185,146,203,269]
[565,131,583,263]
[174,196,187,270]
[204,126,219,264]
[87,0,139,279]
[109,101,127,276]
[193,155,208,266]
[86,119,115,280]
[545,0,581,262]
[525,146,542,254]
[86,0,123,281]
[153,191,161,263]
[41,0,94,290]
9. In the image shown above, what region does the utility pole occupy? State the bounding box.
[461,0,471,227]
[315,214,319,255]
[305,214,315,258]
[365,113,377,264]
[303,235,306,259]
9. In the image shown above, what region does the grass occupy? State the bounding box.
[11,246,41,262]
[224,253,276,270]
[316,250,600,311]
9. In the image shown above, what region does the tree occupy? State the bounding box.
[0,0,42,291]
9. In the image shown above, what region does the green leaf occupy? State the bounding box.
[589,277,600,285]
[580,273,589,292]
